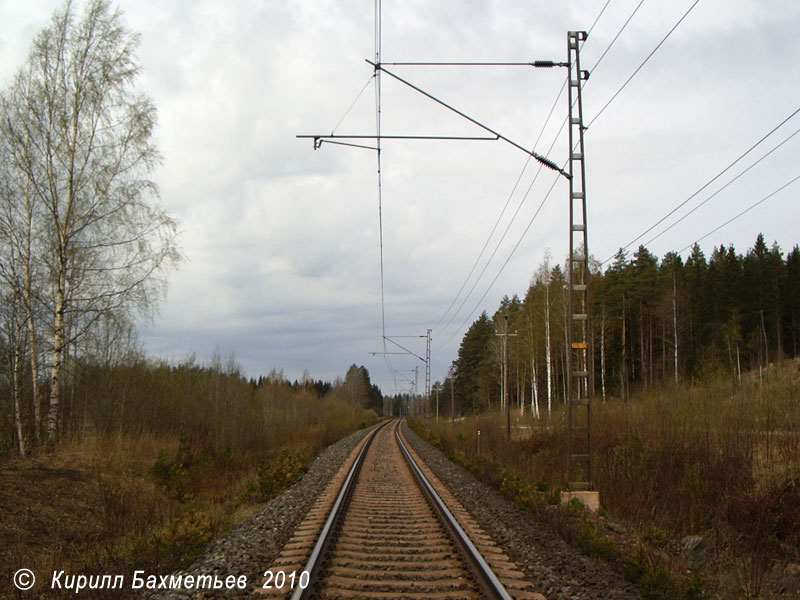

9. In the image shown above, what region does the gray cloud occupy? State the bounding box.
[2,0,799,393]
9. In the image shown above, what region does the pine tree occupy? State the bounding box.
[454,312,496,413]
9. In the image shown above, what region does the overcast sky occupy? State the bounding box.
[2,0,799,394]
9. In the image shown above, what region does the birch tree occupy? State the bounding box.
[1,79,48,446]
[530,251,554,415]
[1,289,27,455]
[1,0,179,447]
[661,251,683,385]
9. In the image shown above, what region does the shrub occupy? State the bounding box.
[151,512,213,566]
[152,448,187,502]
[255,450,309,501]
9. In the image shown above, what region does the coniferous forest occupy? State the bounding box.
[413,234,800,596]
[447,233,800,416]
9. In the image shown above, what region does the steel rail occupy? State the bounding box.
[290,419,389,600]
[292,418,511,599]
[395,421,512,600]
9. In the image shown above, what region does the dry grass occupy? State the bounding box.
[1,438,165,599]
[410,359,800,599]
[1,396,379,599]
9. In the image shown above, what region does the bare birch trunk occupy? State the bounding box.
[23,192,41,445]
[649,316,654,387]
[46,263,66,448]
[531,355,539,418]
[622,292,627,400]
[4,1,179,448]
[600,304,606,401]
[12,309,26,456]
[6,249,28,455]
[661,318,665,378]
[672,272,679,385]
[639,305,646,388]
[545,285,552,414]
[24,298,41,445]
[736,343,741,385]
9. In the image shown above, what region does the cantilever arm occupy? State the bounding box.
[366,60,570,179]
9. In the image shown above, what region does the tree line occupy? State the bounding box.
[446,234,800,416]
[250,365,383,413]
[1,342,384,456]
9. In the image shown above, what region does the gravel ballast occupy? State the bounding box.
[401,422,642,600]
[147,421,641,599]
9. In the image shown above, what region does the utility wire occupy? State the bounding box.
[431,85,564,333]
[381,0,655,355]
[434,0,660,350]
[431,159,528,331]
[435,124,584,350]
[602,105,800,264]
[435,168,563,351]
[430,75,564,333]
[432,15,621,350]
[516,0,647,173]
[588,0,615,38]
[432,1,615,339]
[679,173,800,253]
[587,0,702,128]
[435,128,564,345]
[589,0,646,73]
[643,124,800,247]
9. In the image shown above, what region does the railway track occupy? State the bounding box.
[259,419,544,599]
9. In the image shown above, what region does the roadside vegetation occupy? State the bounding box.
[412,360,800,597]
[410,232,800,598]
[0,356,380,599]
